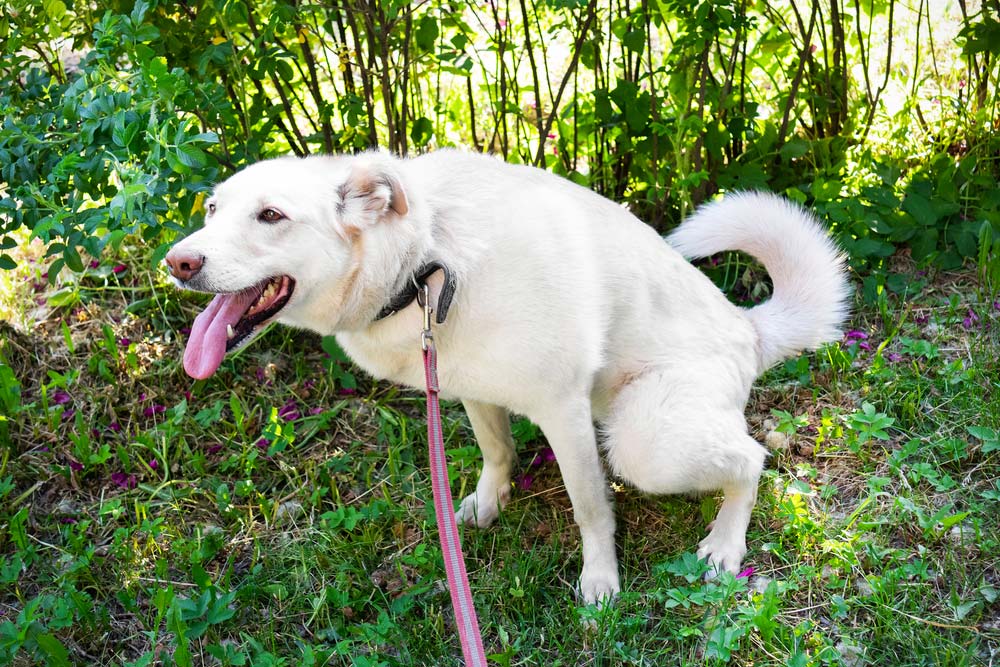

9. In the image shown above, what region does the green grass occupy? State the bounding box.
[1,251,998,666]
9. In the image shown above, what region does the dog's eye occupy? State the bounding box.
[258,208,285,224]
[207,202,216,215]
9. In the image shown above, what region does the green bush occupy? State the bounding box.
[2,0,999,278]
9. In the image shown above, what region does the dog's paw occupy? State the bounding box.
[579,565,620,606]
[455,484,510,528]
[696,530,747,579]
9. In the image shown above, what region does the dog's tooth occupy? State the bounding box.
[227,324,235,339]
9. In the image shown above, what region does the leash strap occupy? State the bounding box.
[420,286,488,667]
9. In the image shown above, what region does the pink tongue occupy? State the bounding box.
[183,289,260,379]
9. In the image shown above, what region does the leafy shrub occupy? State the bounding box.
[1,0,999,278]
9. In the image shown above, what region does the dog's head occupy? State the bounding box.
[167,153,411,379]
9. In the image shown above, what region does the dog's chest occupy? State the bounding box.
[336,331,424,388]
[335,326,539,411]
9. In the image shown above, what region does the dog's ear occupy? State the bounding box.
[337,159,409,226]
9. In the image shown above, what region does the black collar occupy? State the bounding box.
[373,261,457,324]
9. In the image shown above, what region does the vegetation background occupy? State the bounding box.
[1,0,998,665]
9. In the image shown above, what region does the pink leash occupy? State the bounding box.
[419,285,488,667]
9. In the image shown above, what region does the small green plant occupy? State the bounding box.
[967,425,1000,454]
[770,409,809,435]
[846,402,896,448]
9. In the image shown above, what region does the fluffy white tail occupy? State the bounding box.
[667,191,852,370]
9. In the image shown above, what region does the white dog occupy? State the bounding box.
[166,150,850,604]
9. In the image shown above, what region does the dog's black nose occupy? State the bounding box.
[165,250,204,281]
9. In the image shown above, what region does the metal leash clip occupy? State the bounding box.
[416,283,434,351]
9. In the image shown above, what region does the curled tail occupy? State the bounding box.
[667,191,852,371]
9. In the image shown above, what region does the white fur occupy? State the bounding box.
[667,192,852,370]
[169,150,851,605]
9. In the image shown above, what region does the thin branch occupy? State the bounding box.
[519,0,546,164]
[776,0,819,154]
[533,0,599,166]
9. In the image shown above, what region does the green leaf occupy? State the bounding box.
[64,244,84,272]
[47,288,80,309]
[43,0,67,21]
[788,479,813,495]
[177,144,208,169]
[786,650,808,667]
[275,59,294,82]
[968,425,1000,452]
[622,28,645,53]
[410,117,433,146]
[415,15,439,51]
[0,254,15,270]
[779,139,809,160]
[903,192,939,227]
[910,228,939,261]
[967,425,998,441]
[34,633,70,666]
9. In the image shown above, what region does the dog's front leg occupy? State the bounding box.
[533,399,620,605]
[455,400,515,528]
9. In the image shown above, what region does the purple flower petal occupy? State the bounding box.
[61,408,76,421]
[110,472,137,489]
[52,390,72,405]
[69,459,83,472]
[108,422,121,432]
[858,341,871,351]
[112,264,127,274]
[118,337,130,347]
[256,437,269,450]
[148,459,158,470]
[515,474,533,490]
[277,400,300,421]
[337,388,357,396]
[736,566,754,579]
[207,443,223,455]
[89,260,100,269]
[844,330,868,341]
[308,406,324,415]
[143,404,166,417]
[886,352,903,362]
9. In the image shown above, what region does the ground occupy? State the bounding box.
[0,243,998,666]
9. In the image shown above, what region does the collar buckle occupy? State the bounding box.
[374,260,457,325]
[417,283,434,350]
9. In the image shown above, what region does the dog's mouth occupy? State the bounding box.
[183,275,296,379]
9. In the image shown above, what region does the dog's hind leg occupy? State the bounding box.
[695,477,758,576]
[602,371,766,576]
[455,400,515,528]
